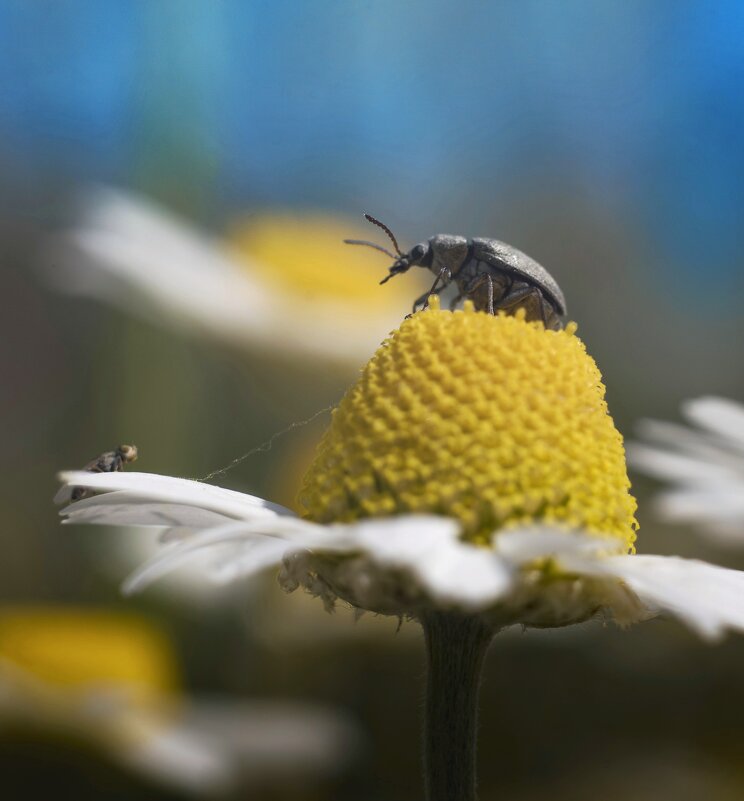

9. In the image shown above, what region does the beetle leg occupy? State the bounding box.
[463,271,509,314]
[412,266,451,313]
[410,290,431,315]
[463,274,488,297]
[466,273,495,313]
[540,294,563,330]
[497,284,559,328]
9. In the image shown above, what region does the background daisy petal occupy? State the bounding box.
[626,443,737,486]
[682,396,744,451]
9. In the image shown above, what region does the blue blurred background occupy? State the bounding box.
[3,2,744,800]
[5,0,744,288]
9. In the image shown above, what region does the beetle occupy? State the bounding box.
[55,444,139,504]
[345,214,566,330]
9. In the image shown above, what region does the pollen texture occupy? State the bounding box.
[299,298,638,550]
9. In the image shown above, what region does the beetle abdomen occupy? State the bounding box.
[470,238,566,314]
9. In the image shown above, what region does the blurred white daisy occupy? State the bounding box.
[628,396,744,544]
[0,608,358,796]
[44,186,422,364]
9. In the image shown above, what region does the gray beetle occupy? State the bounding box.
[345,214,566,330]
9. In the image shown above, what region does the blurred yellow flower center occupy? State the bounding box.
[299,297,638,549]
[227,214,417,310]
[0,608,179,697]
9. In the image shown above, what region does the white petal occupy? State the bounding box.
[633,419,744,471]
[349,516,461,560]
[57,472,294,519]
[494,527,626,564]
[697,520,744,544]
[121,518,324,594]
[47,188,276,339]
[347,516,513,608]
[655,488,744,522]
[61,493,235,529]
[77,186,229,259]
[635,418,717,452]
[575,554,744,641]
[207,539,303,584]
[683,396,744,452]
[626,443,738,486]
[53,484,75,505]
[417,545,513,608]
[630,398,744,543]
[176,698,360,775]
[122,726,232,796]
[62,227,275,331]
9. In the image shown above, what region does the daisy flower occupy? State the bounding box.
[44,187,419,364]
[56,299,744,801]
[629,396,744,544]
[0,607,358,795]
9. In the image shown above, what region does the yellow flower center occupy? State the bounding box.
[0,608,179,697]
[299,297,638,550]
[227,214,419,310]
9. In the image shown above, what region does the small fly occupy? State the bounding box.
[56,444,138,504]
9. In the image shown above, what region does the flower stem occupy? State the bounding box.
[422,612,494,801]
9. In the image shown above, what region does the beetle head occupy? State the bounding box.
[344,213,430,284]
[377,241,431,284]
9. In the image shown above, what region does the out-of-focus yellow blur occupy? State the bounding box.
[0,608,178,696]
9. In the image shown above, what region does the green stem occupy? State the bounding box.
[422,612,494,801]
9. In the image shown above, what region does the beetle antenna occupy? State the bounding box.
[343,239,397,260]
[363,213,402,257]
